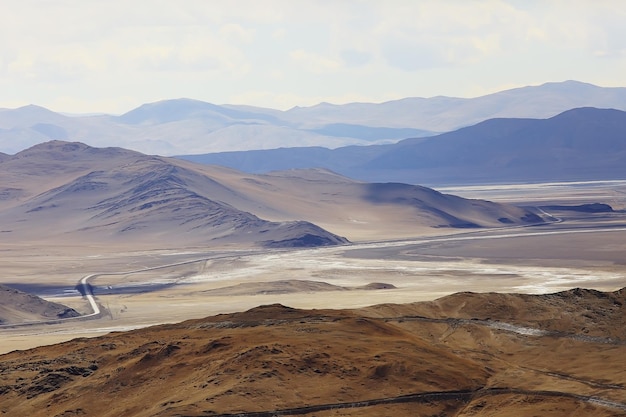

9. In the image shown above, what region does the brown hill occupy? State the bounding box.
[1,288,624,416]
[0,284,80,325]
[363,287,626,339]
[0,141,543,247]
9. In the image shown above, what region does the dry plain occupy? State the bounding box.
[1,179,625,354]
[1,179,626,417]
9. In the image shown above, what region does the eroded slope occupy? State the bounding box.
[0,284,80,325]
[0,141,543,246]
[1,289,625,416]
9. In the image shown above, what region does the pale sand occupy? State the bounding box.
[1,180,625,353]
[2,225,626,354]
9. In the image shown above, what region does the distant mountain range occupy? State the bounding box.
[2,80,626,157]
[180,107,626,185]
[0,141,543,248]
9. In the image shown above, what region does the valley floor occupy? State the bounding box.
[1,179,625,354]
[1,180,626,416]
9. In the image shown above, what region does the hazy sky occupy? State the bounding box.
[1,1,625,113]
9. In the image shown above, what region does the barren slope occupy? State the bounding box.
[0,141,543,246]
[0,284,80,325]
[171,163,544,240]
[362,287,626,340]
[1,288,624,416]
[0,141,347,248]
[199,279,396,296]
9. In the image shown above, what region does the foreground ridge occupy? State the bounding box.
[1,288,625,417]
[194,388,626,417]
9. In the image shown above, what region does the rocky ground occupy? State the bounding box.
[0,288,624,417]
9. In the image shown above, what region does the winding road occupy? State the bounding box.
[71,220,626,319]
[78,274,100,317]
[3,216,625,414]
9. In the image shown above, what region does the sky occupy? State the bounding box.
[1,0,626,114]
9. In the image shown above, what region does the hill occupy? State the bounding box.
[0,284,80,325]
[0,141,543,246]
[181,107,626,185]
[0,141,348,248]
[0,287,624,416]
[362,107,626,183]
[3,81,626,156]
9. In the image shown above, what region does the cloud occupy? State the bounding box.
[585,5,626,58]
[290,49,342,73]
[272,28,287,40]
[1,0,626,113]
[219,23,256,43]
[381,38,448,71]
[340,49,372,68]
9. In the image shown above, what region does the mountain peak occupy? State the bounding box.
[13,140,139,161]
[16,104,52,111]
[117,98,221,125]
[117,97,282,127]
[543,79,596,87]
[18,140,92,154]
[551,106,626,120]
[536,80,602,92]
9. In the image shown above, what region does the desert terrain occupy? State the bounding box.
[4,2,626,415]
[0,289,625,416]
[1,154,625,415]
[1,178,624,349]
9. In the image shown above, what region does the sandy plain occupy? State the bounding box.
[1,180,626,354]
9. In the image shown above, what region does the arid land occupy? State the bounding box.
[1,179,626,416]
[1,180,625,354]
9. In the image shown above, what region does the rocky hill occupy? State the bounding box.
[0,287,624,416]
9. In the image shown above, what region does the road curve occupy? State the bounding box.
[75,252,260,318]
[78,274,101,317]
[5,222,625,326]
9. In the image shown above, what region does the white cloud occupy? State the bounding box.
[1,0,626,113]
[340,49,372,68]
[290,49,342,73]
[272,28,287,40]
[219,23,256,43]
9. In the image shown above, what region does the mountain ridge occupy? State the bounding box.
[1,286,624,416]
[0,141,349,248]
[180,107,626,185]
[0,141,543,247]
[2,80,626,156]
